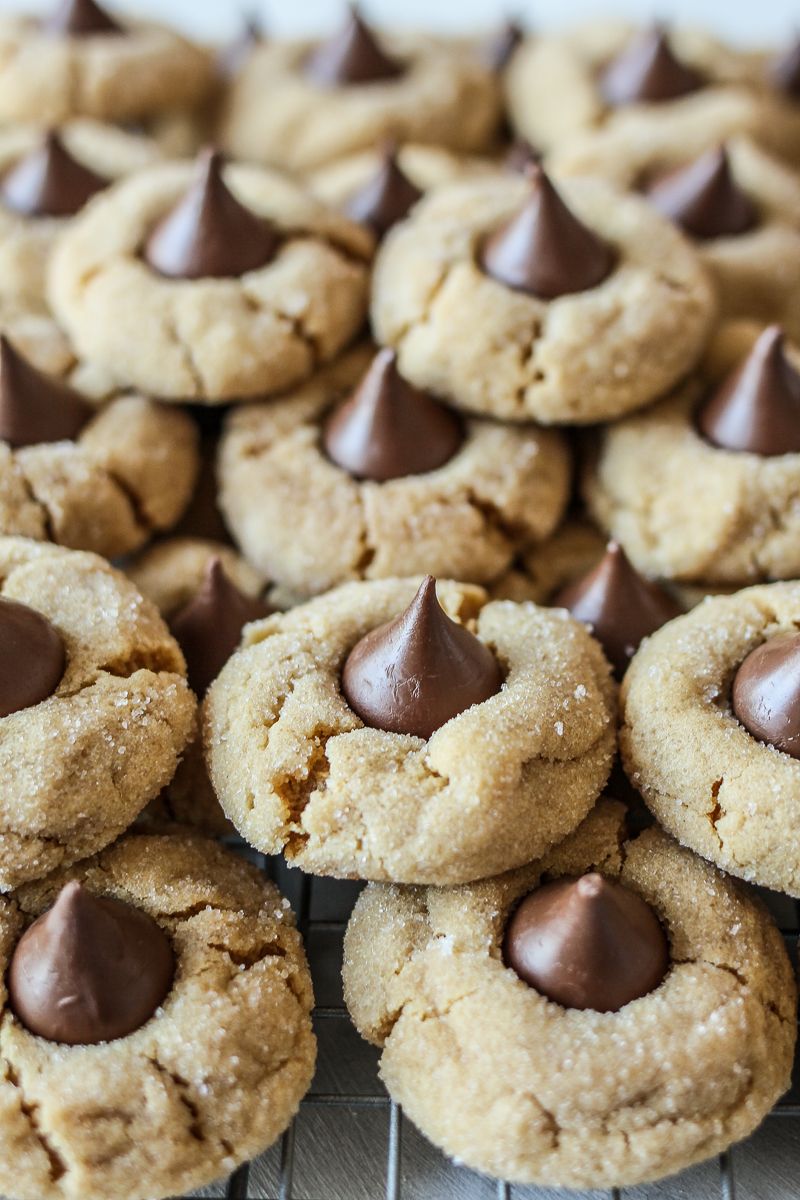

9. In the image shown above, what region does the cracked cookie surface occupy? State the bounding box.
[621,581,800,895]
[0,828,315,1200]
[0,537,195,890]
[204,577,616,884]
[218,347,571,597]
[370,175,715,424]
[343,799,796,1188]
[48,159,373,403]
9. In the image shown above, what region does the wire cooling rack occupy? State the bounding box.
[179,845,800,1200]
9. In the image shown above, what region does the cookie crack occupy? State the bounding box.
[392,262,450,352]
[148,1057,204,1143]
[239,286,322,371]
[207,939,287,968]
[707,777,725,851]
[163,314,204,398]
[1,1051,68,1183]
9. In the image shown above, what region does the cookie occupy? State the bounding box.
[0,121,161,310]
[48,150,373,403]
[0,827,315,1200]
[0,0,212,125]
[490,517,609,603]
[370,168,715,424]
[0,335,199,559]
[218,10,501,172]
[0,537,195,890]
[218,345,571,597]
[584,325,800,583]
[204,575,615,885]
[621,579,800,896]
[343,798,795,1189]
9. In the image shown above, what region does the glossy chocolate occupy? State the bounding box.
[0,130,108,219]
[323,348,463,481]
[479,165,615,299]
[305,9,402,87]
[647,146,757,241]
[9,882,174,1044]
[0,337,92,449]
[144,149,279,280]
[43,0,123,36]
[344,146,423,239]
[600,26,704,107]
[504,873,669,1011]
[697,325,800,456]
[0,596,65,718]
[732,632,800,758]
[169,556,270,697]
[342,575,502,738]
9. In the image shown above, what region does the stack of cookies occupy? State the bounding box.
[0,3,798,1197]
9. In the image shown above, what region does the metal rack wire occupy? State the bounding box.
[180,848,800,1200]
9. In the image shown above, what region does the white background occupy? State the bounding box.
[1,0,798,45]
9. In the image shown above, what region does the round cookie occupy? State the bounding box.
[48,151,373,403]
[508,21,779,157]
[204,576,616,885]
[0,1,212,125]
[0,828,315,1200]
[0,537,195,890]
[584,327,800,583]
[218,12,501,172]
[621,580,800,896]
[0,334,199,559]
[218,345,571,597]
[343,799,796,1189]
[370,171,715,424]
[0,121,161,310]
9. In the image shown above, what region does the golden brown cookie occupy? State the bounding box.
[343,799,796,1189]
[0,828,315,1200]
[0,537,195,890]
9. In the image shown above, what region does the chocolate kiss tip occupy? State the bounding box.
[647,145,757,241]
[169,555,270,697]
[483,19,524,71]
[344,146,423,239]
[323,347,463,481]
[144,148,279,280]
[601,24,705,107]
[8,881,174,1045]
[554,540,681,679]
[0,594,65,718]
[341,575,502,739]
[0,129,108,219]
[479,167,615,300]
[0,335,92,449]
[43,0,123,36]
[771,38,800,99]
[304,8,402,87]
[503,873,669,1011]
[732,631,800,758]
[697,324,800,456]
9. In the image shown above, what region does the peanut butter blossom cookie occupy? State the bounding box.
[205,575,615,884]
[343,799,796,1189]
[622,580,800,896]
[0,538,195,890]
[0,335,199,558]
[49,149,372,402]
[219,9,501,172]
[585,325,800,583]
[0,0,212,125]
[0,829,315,1200]
[371,166,714,424]
[218,345,571,596]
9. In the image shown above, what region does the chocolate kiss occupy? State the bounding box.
[344,146,423,239]
[647,146,757,241]
[505,139,541,175]
[0,336,92,449]
[144,149,279,281]
[697,325,800,456]
[600,25,705,107]
[0,130,108,219]
[341,575,502,738]
[8,881,174,1045]
[771,38,800,100]
[305,8,403,87]
[554,541,681,679]
[323,348,463,481]
[0,596,65,718]
[169,556,270,697]
[43,0,123,36]
[503,873,669,1012]
[732,632,800,758]
[483,20,524,72]
[479,166,615,300]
